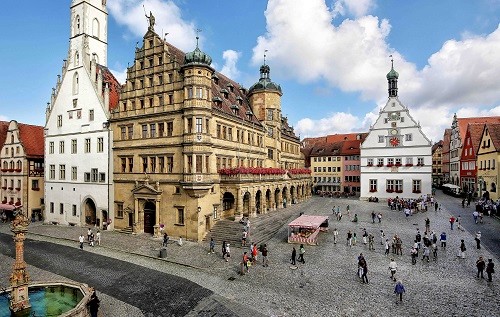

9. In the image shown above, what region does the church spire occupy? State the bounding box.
[386,55,399,97]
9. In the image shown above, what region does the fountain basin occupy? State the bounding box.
[0,281,92,317]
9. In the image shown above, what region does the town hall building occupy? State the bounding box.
[360,62,432,200]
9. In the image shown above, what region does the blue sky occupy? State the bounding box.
[1,0,500,142]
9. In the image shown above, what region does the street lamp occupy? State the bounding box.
[478,176,483,200]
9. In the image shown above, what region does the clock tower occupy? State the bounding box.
[360,62,432,200]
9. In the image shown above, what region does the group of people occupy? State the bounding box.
[79,228,100,249]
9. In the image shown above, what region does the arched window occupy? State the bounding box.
[10,135,14,143]
[2,161,7,169]
[73,72,79,95]
[75,51,80,66]
[74,15,81,36]
[10,161,14,169]
[16,160,22,171]
[92,53,99,64]
[92,18,100,39]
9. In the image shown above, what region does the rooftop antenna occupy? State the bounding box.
[264,49,268,65]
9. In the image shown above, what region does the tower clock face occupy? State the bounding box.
[390,137,400,147]
[390,129,398,135]
[389,112,400,120]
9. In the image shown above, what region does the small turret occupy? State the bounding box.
[387,57,399,97]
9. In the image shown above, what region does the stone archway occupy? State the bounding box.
[243,192,251,216]
[282,187,288,208]
[143,201,156,234]
[266,189,272,212]
[84,198,96,226]
[222,192,235,214]
[255,190,262,214]
[274,188,281,209]
[290,185,296,204]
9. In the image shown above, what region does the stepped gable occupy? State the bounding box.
[432,140,443,153]
[281,117,300,141]
[465,123,486,157]
[457,116,500,140]
[0,121,9,148]
[97,64,121,111]
[211,72,262,126]
[18,123,44,158]
[485,123,500,150]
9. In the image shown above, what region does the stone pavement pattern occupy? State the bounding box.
[0,192,499,316]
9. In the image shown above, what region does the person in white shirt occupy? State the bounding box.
[389,259,397,281]
[79,234,84,250]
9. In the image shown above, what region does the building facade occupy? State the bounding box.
[0,121,44,220]
[360,63,432,200]
[477,123,500,201]
[310,142,342,194]
[110,27,310,241]
[460,124,484,194]
[431,141,443,187]
[44,0,120,228]
[442,129,451,184]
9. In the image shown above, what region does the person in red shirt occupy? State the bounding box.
[242,251,250,275]
[449,216,455,230]
[251,243,258,264]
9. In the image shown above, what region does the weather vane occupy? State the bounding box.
[264,49,268,65]
[196,29,202,47]
[389,54,394,68]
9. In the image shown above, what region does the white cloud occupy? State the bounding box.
[296,112,359,137]
[109,68,127,85]
[220,50,242,80]
[254,1,500,143]
[332,0,376,18]
[108,0,198,52]
[0,115,8,121]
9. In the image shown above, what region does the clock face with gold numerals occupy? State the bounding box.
[390,137,400,147]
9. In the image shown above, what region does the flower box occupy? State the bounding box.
[405,164,413,167]
[367,164,373,167]
[7,169,14,172]
[386,189,394,193]
[412,190,421,194]
[1,187,6,190]
[376,164,384,167]
[0,169,7,172]
[15,169,21,172]
[8,187,13,190]
[395,190,403,193]
[8,201,13,205]
[387,164,394,167]
[369,189,377,192]
[14,201,21,206]
[32,188,40,191]
[15,188,21,191]
[1,200,6,204]
[395,163,402,167]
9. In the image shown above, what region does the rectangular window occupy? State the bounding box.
[49,142,54,154]
[369,179,377,192]
[158,95,163,106]
[168,94,173,105]
[388,158,394,166]
[142,124,148,138]
[116,203,124,218]
[49,165,55,179]
[228,127,233,140]
[395,158,402,165]
[89,109,94,121]
[377,158,384,166]
[57,115,62,127]
[167,156,173,173]
[128,126,133,139]
[50,202,54,213]
[150,157,156,173]
[71,139,77,154]
[217,124,221,138]
[196,87,203,98]
[268,149,274,160]
[187,118,193,133]
[121,158,126,173]
[71,166,77,180]
[406,157,413,165]
[177,208,185,225]
[405,133,412,141]
[97,137,104,152]
[167,122,173,136]
[59,141,65,154]
[99,172,106,182]
[31,179,39,190]
[367,158,374,166]
[85,138,91,153]
[417,157,424,166]
[158,123,164,137]
[196,118,203,133]
[158,157,165,173]
[187,155,193,173]
[91,168,98,182]
[72,205,77,216]
[128,157,133,173]
[60,203,64,215]
[148,124,155,138]
[267,109,273,120]
[378,135,384,143]
[412,180,421,193]
[196,155,203,173]
[142,157,148,173]
[268,127,274,137]
[84,172,90,182]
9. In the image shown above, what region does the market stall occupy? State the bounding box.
[288,215,329,245]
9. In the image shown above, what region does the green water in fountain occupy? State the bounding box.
[0,285,83,317]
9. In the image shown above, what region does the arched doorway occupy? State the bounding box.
[290,186,295,204]
[143,201,156,234]
[84,198,96,226]
[274,188,281,209]
[266,189,271,211]
[282,187,288,207]
[223,192,235,214]
[243,192,250,216]
[255,190,262,214]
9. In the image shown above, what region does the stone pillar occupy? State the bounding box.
[249,192,256,218]
[133,198,139,233]
[236,188,243,221]
[269,191,275,212]
[153,199,160,238]
[9,214,31,314]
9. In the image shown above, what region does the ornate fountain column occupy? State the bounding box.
[9,212,31,314]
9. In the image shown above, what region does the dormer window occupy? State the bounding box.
[246,110,252,120]
[212,73,219,84]
[227,83,234,92]
[212,96,223,107]
[220,89,229,99]
[236,96,243,106]
[230,104,239,115]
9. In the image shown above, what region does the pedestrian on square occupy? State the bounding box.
[242,230,248,247]
[291,246,297,265]
[440,232,447,248]
[346,204,350,218]
[251,243,258,264]
[262,244,268,267]
[476,256,486,279]
[389,258,397,281]
[241,251,249,275]
[479,212,484,223]
[449,216,455,230]
[353,232,357,246]
[347,230,353,247]
[435,202,439,212]
[410,246,418,265]
[333,228,338,244]
[163,232,169,247]
[422,246,430,262]
[432,242,438,260]
[222,241,227,260]
[473,210,479,224]
[96,230,101,246]
[298,244,306,264]
[486,259,495,282]
[79,234,84,250]
[475,231,482,249]
[415,230,422,249]
[395,236,403,255]
[360,259,368,284]
[362,229,368,245]
[458,239,466,259]
[337,210,343,221]
[371,211,376,223]
[368,234,375,251]
[425,217,430,232]
[89,233,95,247]
[377,213,382,223]
[394,280,405,302]
[87,228,92,242]
[88,290,100,317]
[209,238,215,254]
[380,230,385,245]
[225,243,231,262]
[385,239,390,255]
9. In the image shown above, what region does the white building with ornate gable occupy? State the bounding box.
[360,63,432,200]
[44,0,120,228]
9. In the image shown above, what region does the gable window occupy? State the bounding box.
[71,139,77,154]
[405,134,412,141]
[97,137,104,152]
[378,135,384,143]
[89,109,94,121]
[49,142,54,154]
[85,138,91,153]
[57,115,63,127]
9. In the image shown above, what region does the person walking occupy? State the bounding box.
[368,234,375,251]
[422,245,430,262]
[262,244,268,267]
[371,211,376,223]
[87,228,92,242]
[410,246,418,265]
[388,258,397,281]
[163,232,169,247]
[242,230,248,247]
[362,229,368,245]
[475,231,481,249]
[476,256,486,279]
[380,230,385,245]
[241,251,250,275]
[96,230,101,246]
[360,259,369,284]
[377,213,382,223]
[385,239,390,256]
[222,241,227,260]
[449,216,455,230]
[486,259,495,282]
[425,217,430,232]
[347,230,352,247]
[333,228,338,244]
[440,232,447,248]
[352,232,357,246]
[473,210,479,224]
[79,234,84,250]
[298,244,306,264]
[291,247,297,266]
[209,238,215,254]
[88,290,100,317]
[225,243,231,262]
[394,281,406,303]
[251,243,258,264]
[458,239,466,259]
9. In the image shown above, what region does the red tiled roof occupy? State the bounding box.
[0,121,9,148]
[464,123,485,157]
[442,129,451,152]
[340,139,364,156]
[18,123,44,157]
[309,141,343,157]
[326,133,367,143]
[457,117,500,141]
[97,65,121,111]
[484,123,500,151]
[432,140,443,153]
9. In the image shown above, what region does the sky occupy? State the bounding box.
[1,0,500,143]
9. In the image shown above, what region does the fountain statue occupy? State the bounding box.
[9,210,31,315]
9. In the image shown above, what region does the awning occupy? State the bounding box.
[288,215,329,229]
[0,204,17,211]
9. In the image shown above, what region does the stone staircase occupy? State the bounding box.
[116,226,133,234]
[204,207,302,247]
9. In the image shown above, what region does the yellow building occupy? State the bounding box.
[476,123,500,201]
[310,143,343,194]
[109,29,310,241]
